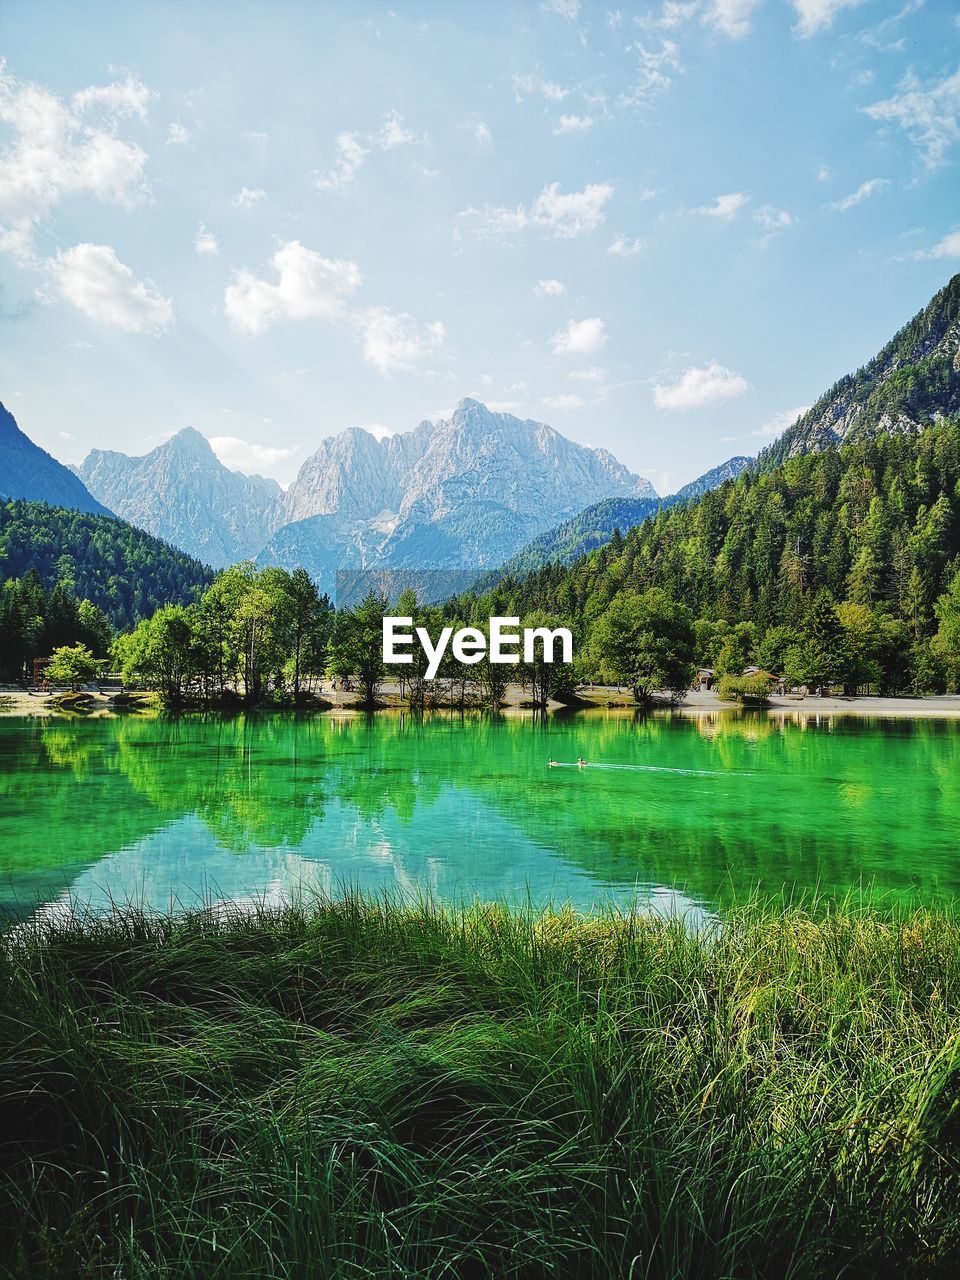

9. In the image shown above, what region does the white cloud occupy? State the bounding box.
[224,240,361,334]
[461,181,613,241]
[654,361,749,410]
[792,0,863,39]
[568,365,606,381]
[534,182,613,236]
[352,306,445,375]
[551,316,607,355]
[377,110,418,149]
[753,406,810,438]
[543,393,586,409]
[0,65,150,257]
[209,435,302,476]
[224,239,443,375]
[626,39,683,103]
[315,132,368,192]
[473,121,492,146]
[50,242,173,332]
[359,424,396,441]
[864,69,960,169]
[828,177,889,211]
[694,192,749,219]
[70,75,150,120]
[912,228,960,260]
[754,206,793,234]
[315,110,421,191]
[233,186,266,208]
[545,0,580,17]
[703,1,763,40]
[608,233,644,256]
[640,1,698,30]
[512,73,569,103]
[166,120,190,145]
[554,114,594,134]
[194,223,219,256]
[535,278,567,296]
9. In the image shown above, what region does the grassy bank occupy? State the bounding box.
[1,897,959,1279]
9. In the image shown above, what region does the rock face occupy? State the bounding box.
[0,401,111,516]
[673,456,751,502]
[79,428,283,568]
[231,399,657,595]
[76,399,657,594]
[763,272,960,467]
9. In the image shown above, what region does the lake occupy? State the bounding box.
[1,710,959,923]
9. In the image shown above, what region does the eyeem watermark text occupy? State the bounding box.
[383,617,573,680]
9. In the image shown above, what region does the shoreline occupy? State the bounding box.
[4,684,960,720]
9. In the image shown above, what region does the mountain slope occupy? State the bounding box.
[79,428,282,568]
[672,456,752,502]
[258,399,657,596]
[480,455,751,584]
[763,272,960,467]
[0,499,214,630]
[457,417,960,688]
[0,402,112,517]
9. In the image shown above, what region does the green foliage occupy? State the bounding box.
[716,672,774,705]
[587,587,696,703]
[0,569,114,681]
[451,418,960,696]
[329,591,388,706]
[44,643,100,691]
[114,563,332,705]
[933,568,960,690]
[0,499,213,631]
[2,897,960,1279]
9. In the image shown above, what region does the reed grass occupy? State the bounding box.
[1,893,959,1278]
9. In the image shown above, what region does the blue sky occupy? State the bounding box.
[1,0,958,494]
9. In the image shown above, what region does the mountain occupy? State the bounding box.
[0,402,111,517]
[0,499,213,630]
[259,399,657,597]
[763,272,960,467]
[78,428,283,568]
[672,456,752,502]
[74,400,656,596]
[479,456,751,584]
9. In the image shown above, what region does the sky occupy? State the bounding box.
[0,0,958,496]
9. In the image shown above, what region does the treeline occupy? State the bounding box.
[113,564,333,705]
[450,419,960,696]
[0,499,213,631]
[20,419,960,706]
[0,571,113,682]
[111,572,582,709]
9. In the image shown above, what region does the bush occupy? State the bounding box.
[716,672,774,704]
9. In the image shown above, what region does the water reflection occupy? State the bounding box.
[1,710,959,923]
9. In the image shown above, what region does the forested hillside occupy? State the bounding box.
[454,419,960,696]
[762,273,960,465]
[0,501,214,631]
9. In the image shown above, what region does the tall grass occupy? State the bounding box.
[1,894,959,1278]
